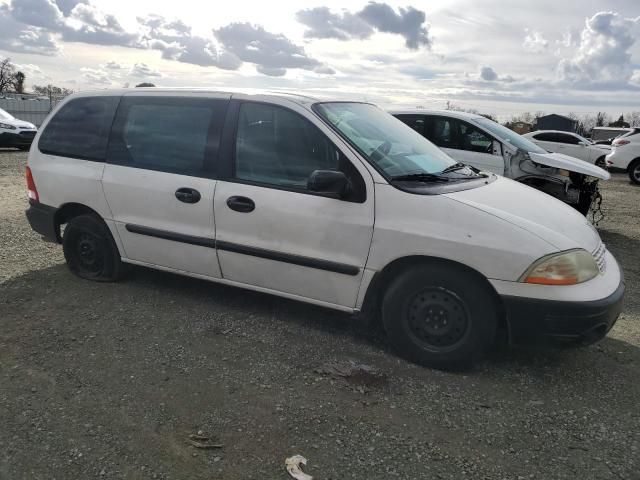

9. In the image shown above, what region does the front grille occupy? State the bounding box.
[592,242,606,274]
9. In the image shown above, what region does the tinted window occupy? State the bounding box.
[556,133,580,145]
[108,97,227,176]
[395,114,425,135]
[235,103,363,199]
[39,96,119,161]
[533,132,557,142]
[428,116,458,149]
[459,121,493,153]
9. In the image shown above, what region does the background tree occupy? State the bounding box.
[595,112,609,127]
[32,84,74,97]
[0,58,17,93]
[135,82,156,87]
[12,71,25,93]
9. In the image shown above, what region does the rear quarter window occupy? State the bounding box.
[38,96,119,161]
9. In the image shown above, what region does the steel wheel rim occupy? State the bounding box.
[406,287,470,351]
[76,233,104,274]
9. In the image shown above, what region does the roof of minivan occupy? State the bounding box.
[389,108,485,120]
[523,130,583,136]
[69,88,337,106]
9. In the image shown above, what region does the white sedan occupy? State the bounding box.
[523,130,610,167]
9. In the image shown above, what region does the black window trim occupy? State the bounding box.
[105,95,230,179]
[38,95,122,162]
[218,99,367,203]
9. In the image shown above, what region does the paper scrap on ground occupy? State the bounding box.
[285,455,313,480]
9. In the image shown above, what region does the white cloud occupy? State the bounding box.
[523,29,548,53]
[129,62,162,77]
[558,11,640,86]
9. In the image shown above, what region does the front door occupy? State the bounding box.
[427,116,505,175]
[213,101,375,309]
[102,93,229,277]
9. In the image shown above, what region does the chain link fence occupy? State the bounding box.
[0,92,67,127]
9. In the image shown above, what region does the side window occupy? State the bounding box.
[427,116,458,149]
[534,132,558,142]
[234,102,364,200]
[395,114,425,135]
[458,122,493,153]
[107,97,227,176]
[558,133,580,145]
[38,96,119,161]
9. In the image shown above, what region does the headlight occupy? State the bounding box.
[0,122,16,130]
[520,249,599,285]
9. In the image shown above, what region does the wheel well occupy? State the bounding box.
[360,256,508,340]
[53,203,101,242]
[628,157,640,171]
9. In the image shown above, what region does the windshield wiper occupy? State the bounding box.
[440,162,468,173]
[390,173,450,183]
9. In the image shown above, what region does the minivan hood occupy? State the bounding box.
[445,176,601,253]
[529,152,610,180]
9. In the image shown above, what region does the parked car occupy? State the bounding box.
[391,110,609,215]
[606,131,640,184]
[0,107,37,150]
[25,90,624,369]
[522,130,610,167]
[591,127,634,143]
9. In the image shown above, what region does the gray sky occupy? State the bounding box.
[1,0,639,120]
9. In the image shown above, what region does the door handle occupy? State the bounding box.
[226,196,255,213]
[175,187,201,204]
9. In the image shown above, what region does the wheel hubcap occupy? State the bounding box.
[634,165,640,181]
[407,288,469,349]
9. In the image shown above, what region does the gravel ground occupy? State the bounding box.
[1,148,639,480]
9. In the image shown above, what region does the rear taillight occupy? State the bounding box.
[25,166,39,203]
[613,139,630,146]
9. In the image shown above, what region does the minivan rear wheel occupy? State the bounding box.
[382,263,497,370]
[63,214,127,282]
[629,159,640,185]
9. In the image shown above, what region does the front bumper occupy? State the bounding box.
[0,130,37,147]
[502,279,625,344]
[25,202,58,242]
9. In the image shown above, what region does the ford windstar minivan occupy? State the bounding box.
[26,90,624,369]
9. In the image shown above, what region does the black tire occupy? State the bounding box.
[382,263,498,370]
[62,214,127,282]
[629,159,640,185]
[595,156,606,169]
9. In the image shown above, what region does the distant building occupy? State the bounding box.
[535,114,577,132]
[506,121,533,134]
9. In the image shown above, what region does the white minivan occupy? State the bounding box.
[26,90,624,369]
[392,110,610,215]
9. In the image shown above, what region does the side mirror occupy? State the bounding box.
[307,170,351,198]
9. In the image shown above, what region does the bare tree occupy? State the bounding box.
[0,58,17,93]
[33,84,74,97]
[595,112,609,127]
[628,111,640,127]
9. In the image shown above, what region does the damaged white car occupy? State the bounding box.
[391,110,610,215]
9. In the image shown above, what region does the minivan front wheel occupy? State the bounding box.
[63,214,127,282]
[382,264,497,369]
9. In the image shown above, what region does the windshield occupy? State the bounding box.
[0,108,14,120]
[475,117,547,154]
[314,102,457,178]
